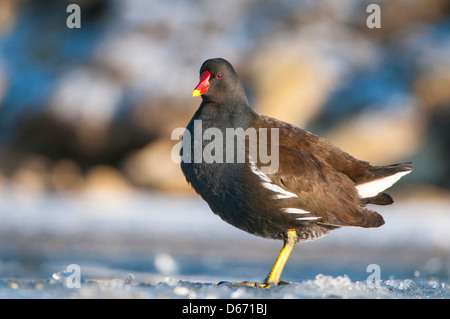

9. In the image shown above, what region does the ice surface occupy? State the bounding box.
[0,188,449,298]
[1,273,449,299]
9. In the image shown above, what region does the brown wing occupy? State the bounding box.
[272,145,384,227]
[256,115,372,181]
[256,115,412,190]
[251,116,385,228]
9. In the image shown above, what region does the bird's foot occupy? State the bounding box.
[217,280,290,289]
[217,281,270,288]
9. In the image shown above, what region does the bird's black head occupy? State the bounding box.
[192,58,248,104]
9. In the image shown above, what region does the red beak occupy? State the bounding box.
[192,71,210,97]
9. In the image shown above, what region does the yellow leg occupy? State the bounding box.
[219,229,298,289]
[261,229,298,288]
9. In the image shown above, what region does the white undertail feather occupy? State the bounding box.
[283,208,310,214]
[296,216,321,221]
[249,159,298,199]
[356,170,411,198]
[282,208,320,221]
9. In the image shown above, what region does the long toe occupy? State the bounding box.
[217,281,272,289]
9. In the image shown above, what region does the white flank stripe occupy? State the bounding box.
[356,170,411,198]
[249,159,298,199]
[283,208,310,215]
[296,217,321,221]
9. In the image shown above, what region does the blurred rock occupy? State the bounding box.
[324,108,426,165]
[131,98,195,140]
[49,67,122,126]
[48,67,123,154]
[248,21,379,128]
[10,154,52,192]
[93,0,255,100]
[0,61,5,105]
[0,170,4,192]
[123,138,191,193]
[82,165,132,192]
[50,158,84,192]
[358,0,448,38]
[421,104,450,189]
[379,0,447,30]
[249,45,330,128]
[1,0,450,195]
[0,0,23,36]
[397,184,450,200]
[414,72,450,110]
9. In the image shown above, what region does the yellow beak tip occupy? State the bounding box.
[192,90,201,97]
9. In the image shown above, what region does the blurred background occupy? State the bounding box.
[0,0,449,292]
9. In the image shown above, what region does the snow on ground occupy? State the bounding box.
[1,273,449,299]
[0,186,449,298]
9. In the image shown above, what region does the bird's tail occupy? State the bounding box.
[355,163,413,200]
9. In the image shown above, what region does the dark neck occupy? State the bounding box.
[194,100,257,129]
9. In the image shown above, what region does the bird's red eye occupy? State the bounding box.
[217,73,222,79]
